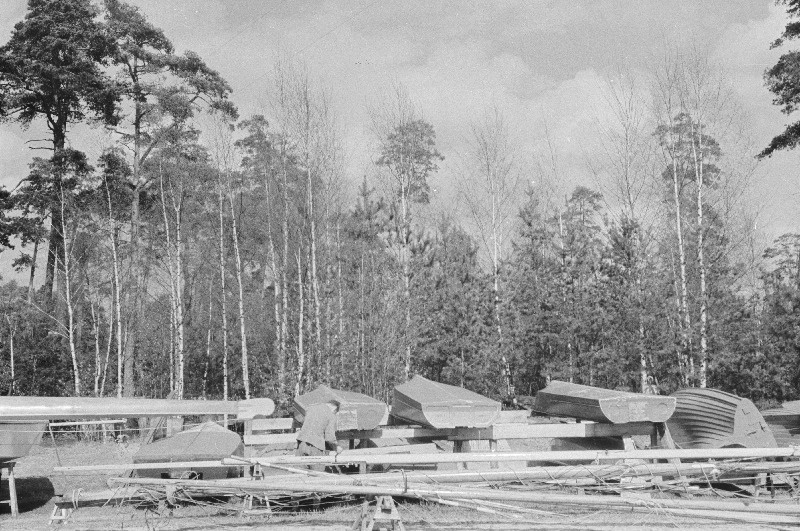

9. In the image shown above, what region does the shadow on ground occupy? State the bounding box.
[1,476,54,515]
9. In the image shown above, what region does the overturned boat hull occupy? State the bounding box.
[0,396,274,465]
[667,388,776,449]
[134,422,243,480]
[762,401,800,447]
[0,421,47,465]
[294,386,388,431]
[532,381,676,424]
[391,376,500,429]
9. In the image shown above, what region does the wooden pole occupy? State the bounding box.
[55,452,800,475]
[109,476,800,517]
[55,461,717,478]
[0,397,274,421]
[233,446,800,466]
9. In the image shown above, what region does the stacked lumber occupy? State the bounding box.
[90,449,800,526]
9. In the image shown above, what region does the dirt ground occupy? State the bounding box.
[0,438,788,530]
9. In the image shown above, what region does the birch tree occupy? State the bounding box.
[590,72,659,391]
[104,0,235,397]
[457,105,521,397]
[209,114,250,399]
[652,53,693,384]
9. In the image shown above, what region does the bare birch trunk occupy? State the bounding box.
[670,252,686,378]
[557,210,573,383]
[60,194,81,396]
[401,186,412,380]
[263,169,283,397]
[217,184,230,401]
[279,145,290,403]
[690,119,709,387]
[6,316,14,396]
[27,240,37,303]
[669,129,692,385]
[203,278,213,399]
[303,144,323,374]
[159,166,185,398]
[103,178,124,399]
[99,312,112,397]
[174,202,185,399]
[226,170,250,399]
[91,301,101,397]
[337,220,345,384]
[295,250,305,396]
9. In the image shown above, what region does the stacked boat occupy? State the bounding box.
[293,385,388,431]
[391,376,501,429]
[667,388,776,449]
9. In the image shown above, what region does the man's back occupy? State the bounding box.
[296,402,337,451]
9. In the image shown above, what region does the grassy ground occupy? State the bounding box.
[0,437,784,530]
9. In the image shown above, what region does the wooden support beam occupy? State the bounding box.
[243,420,657,446]
[236,446,800,466]
[0,397,274,421]
[55,446,800,474]
[0,462,18,517]
[54,460,238,473]
[48,419,126,428]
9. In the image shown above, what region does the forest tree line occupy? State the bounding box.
[1,0,800,411]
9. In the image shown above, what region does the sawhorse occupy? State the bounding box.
[352,496,405,531]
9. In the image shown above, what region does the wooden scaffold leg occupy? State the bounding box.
[352,496,405,531]
[1,461,19,517]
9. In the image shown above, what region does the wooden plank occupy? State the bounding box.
[449,422,655,441]
[243,421,656,446]
[338,426,446,440]
[0,396,275,421]
[237,446,800,466]
[244,432,297,446]
[247,418,295,432]
[54,460,240,473]
[338,443,438,456]
[49,419,126,428]
[497,410,530,424]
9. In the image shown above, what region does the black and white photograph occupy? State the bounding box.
[0,1,800,528]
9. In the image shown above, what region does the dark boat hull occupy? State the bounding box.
[294,386,388,431]
[391,376,500,429]
[667,388,776,449]
[532,381,676,424]
[762,402,800,447]
[133,422,243,480]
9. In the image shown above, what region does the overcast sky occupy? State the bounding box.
[0,1,797,260]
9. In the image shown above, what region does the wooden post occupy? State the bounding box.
[1,462,19,517]
[166,416,184,436]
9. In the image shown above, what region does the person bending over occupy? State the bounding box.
[296,401,343,458]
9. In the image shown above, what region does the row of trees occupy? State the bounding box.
[0,0,799,410]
